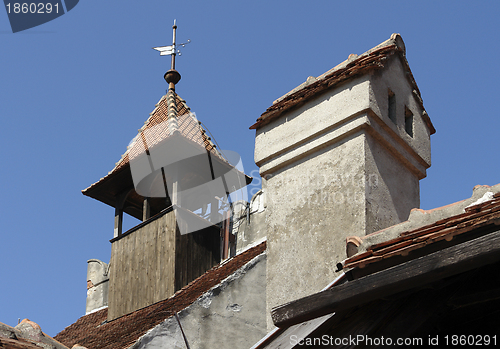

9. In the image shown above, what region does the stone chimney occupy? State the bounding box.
[86,259,109,314]
[250,34,435,328]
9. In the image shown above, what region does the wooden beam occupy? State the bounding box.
[113,188,133,238]
[114,208,123,239]
[143,197,151,222]
[271,227,500,328]
[222,210,230,260]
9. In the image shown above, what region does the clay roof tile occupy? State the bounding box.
[343,193,500,271]
[250,34,435,134]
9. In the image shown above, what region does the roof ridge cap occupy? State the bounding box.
[251,34,406,130]
[271,34,404,107]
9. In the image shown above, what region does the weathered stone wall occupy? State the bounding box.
[263,131,369,329]
[130,253,267,349]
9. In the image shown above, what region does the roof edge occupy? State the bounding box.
[250,34,435,133]
[341,183,500,269]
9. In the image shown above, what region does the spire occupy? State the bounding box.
[153,19,190,135]
[153,19,189,85]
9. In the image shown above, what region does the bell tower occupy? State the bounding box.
[83,22,251,321]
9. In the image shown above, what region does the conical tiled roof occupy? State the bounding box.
[82,93,251,220]
[113,94,221,173]
[85,93,222,194]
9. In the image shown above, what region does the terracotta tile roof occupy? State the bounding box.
[54,241,266,349]
[84,93,223,193]
[342,191,500,270]
[250,34,435,134]
[114,94,219,172]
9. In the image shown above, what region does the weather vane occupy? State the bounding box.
[153,19,191,72]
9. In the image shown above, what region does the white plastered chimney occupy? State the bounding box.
[252,34,434,329]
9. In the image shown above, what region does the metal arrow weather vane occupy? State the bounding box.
[153,19,191,71]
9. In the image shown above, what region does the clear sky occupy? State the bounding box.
[1,0,499,338]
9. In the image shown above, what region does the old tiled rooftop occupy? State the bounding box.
[250,33,435,134]
[342,184,500,271]
[113,94,220,172]
[54,241,266,349]
[83,93,222,194]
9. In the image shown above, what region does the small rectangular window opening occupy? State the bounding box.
[388,90,396,124]
[405,106,414,137]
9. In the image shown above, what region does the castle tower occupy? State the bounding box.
[251,34,435,328]
[83,22,251,320]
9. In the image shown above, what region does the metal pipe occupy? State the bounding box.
[171,20,177,70]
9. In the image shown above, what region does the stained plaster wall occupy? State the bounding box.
[364,132,420,234]
[130,252,267,349]
[262,131,370,329]
[254,54,432,329]
[368,54,432,174]
[254,76,371,177]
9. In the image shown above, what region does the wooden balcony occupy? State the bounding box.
[107,205,221,320]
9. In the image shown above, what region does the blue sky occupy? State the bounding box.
[1,0,499,338]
